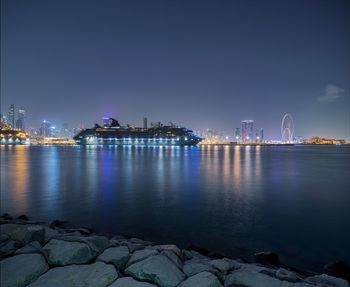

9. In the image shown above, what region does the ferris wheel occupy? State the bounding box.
[281,113,294,143]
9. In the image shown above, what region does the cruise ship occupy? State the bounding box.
[73,118,202,146]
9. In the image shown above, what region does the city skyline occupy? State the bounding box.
[1,0,349,140]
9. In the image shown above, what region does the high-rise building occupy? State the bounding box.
[241,120,254,142]
[259,128,264,142]
[143,117,148,129]
[7,104,15,129]
[234,128,241,142]
[16,108,25,130]
[40,120,52,137]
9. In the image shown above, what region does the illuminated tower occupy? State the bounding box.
[234,128,241,142]
[7,104,15,128]
[241,120,254,142]
[16,107,26,130]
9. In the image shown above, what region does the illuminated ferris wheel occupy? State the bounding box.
[281,113,294,143]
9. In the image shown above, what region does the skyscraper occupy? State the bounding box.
[7,104,15,129]
[234,128,241,142]
[241,120,254,142]
[143,117,148,129]
[260,128,264,142]
[16,108,25,130]
[40,120,51,137]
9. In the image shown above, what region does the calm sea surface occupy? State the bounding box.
[1,145,349,270]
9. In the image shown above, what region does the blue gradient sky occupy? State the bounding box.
[1,0,349,139]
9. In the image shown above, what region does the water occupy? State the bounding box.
[1,145,349,271]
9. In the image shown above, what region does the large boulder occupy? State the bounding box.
[55,235,110,256]
[0,224,45,245]
[96,246,130,269]
[127,249,159,267]
[0,253,49,287]
[0,240,22,257]
[108,277,157,287]
[15,241,42,255]
[254,251,279,266]
[183,258,219,277]
[152,245,182,257]
[27,262,118,287]
[306,274,349,287]
[224,269,282,287]
[42,239,94,265]
[324,261,350,282]
[162,250,183,269]
[179,271,223,287]
[210,258,233,273]
[125,254,185,287]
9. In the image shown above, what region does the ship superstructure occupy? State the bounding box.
[74,118,202,146]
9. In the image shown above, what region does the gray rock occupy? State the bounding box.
[15,241,42,254]
[0,224,45,244]
[276,268,302,282]
[56,235,110,255]
[306,274,349,287]
[27,262,118,287]
[254,251,279,266]
[108,277,157,287]
[0,240,22,256]
[210,258,233,273]
[0,233,9,243]
[224,269,282,287]
[120,241,145,252]
[183,258,219,277]
[127,249,159,267]
[42,238,94,265]
[180,271,223,287]
[43,227,60,243]
[152,245,182,257]
[0,253,49,287]
[181,249,193,260]
[97,246,130,269]
[125,254,185,287]
[162,250,183,269]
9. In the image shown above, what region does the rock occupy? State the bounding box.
[125,254,185,287]
[56,235,110,255]
[306,274,349,287]
[27,262,117,287]
[42,239,94,265]
[181,249,193,260]
[180,271,223,287]
[97,246,130,269]
[324,261,350,282]
[120,241,145,252]
[187,244,209,256]
[254,251,279,266]
[0,240,22,257]
[15,241,42,254]
[211,258,233,273]
[162,250,183,269]
[17,215,29,221]
[0,233,9,243]
[127,249,159,267]
[43,227,60,243]
[276,268,301,282]
[0,253,49,287]
[0,224,45,245]
[224,269,282,287]
[183,258,219,277]
[50,220,68,229]
[152,244,182,257]
[108,277,157,287]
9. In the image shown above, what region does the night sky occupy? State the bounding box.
[1,0,349,139]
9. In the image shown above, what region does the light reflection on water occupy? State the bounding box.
[1,144,350,271]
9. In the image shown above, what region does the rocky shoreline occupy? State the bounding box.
[0,214,349,287]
